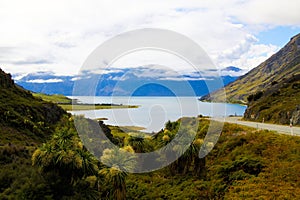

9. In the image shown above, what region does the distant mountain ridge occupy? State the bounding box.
[201,33,300,125]
[15,66,242,96]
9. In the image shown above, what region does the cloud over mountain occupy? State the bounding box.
[16,66,241,96]
[1,0,300,77]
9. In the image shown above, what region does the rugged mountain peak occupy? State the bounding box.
[259,33,300,74]
[0,68,15,88]
[201,33,300,103]
[290,33,300,42]
[291,33,300,51]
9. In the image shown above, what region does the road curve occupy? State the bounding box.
[212,117,300,136]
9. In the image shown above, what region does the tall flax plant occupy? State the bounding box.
[99,146,136,200]
[32,126,99,197]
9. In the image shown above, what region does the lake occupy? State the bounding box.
[69,96,247,132]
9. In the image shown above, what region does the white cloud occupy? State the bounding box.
[26,78,64,83]
[70,77,82,81]
[220,70,246,77]
[216,34,280,70]
[229,0,300,26]
[159,77,213,81]
[219,35,258,60]
[0,0,299,77]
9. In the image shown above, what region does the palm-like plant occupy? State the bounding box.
[162,120,208,177]
[99,167,127,200]
[127,134,145,153]
[99,146,136,200]
[192,138,206,178]
[32,127,98,185]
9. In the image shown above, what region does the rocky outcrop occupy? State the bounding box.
[291,106,300,125]
[0,69,14,88]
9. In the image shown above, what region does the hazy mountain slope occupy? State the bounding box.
[0,68,66,144]
[201,33,300,103]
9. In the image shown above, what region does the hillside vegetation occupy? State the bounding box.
[244,74,300,125]
[0,69,66,144]
[0,68,68,198]
[126,121,300,199]
[33,93,72,104]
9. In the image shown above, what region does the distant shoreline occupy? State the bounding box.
[60,104,138,111]
[32,93,139,111]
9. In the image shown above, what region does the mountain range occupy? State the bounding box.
[15,66,243,96]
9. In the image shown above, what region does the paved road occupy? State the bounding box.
[212,117,300,136]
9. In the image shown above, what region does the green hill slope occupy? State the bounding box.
[0,68,66,144]
[0,68,69,198]
[244,73,300,124]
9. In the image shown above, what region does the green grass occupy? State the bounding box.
[120,126,146,131]
[32,92,139,111]
[32,93,72,104]
[60,104,138,111]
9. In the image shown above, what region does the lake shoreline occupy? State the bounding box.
[69,96,247,133]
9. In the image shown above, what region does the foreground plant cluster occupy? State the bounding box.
[1,113,300,199]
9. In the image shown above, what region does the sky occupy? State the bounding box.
[1,0,300,78]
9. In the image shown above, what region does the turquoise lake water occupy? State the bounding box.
[69,96,247,132]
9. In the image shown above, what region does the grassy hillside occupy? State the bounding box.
[201,33,300,104]
[33,93,72,104]
[244,74,300,125]
[0,68,68,198]
[0,69,66,144]
[124,120,300,199]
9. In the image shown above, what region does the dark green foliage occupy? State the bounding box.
[31,118,99,199]
[0,68,68,199]
[0,144,53,199]
[0,69,66,144]
[244,74,300,124]
[247,91,263,102]
[165,120,180,132]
